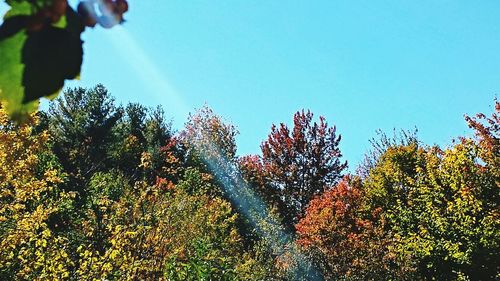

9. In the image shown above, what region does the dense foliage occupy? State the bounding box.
[0,85,498,280]
[240,110,346,231]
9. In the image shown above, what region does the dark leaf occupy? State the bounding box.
[21,25,83,103]
[0,15,29,41]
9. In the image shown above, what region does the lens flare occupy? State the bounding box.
[105,26,190,124]
[197,141,323,279]
[105,22,323,280]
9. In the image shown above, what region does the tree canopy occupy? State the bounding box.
[0,86,498,280]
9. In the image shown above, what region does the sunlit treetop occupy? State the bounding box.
[0,0,128,122]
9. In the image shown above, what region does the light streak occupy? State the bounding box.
[98,2,323,279]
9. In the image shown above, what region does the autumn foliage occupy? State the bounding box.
[0,86,498,280]
[296,178,409,280]
[241,110,347,229]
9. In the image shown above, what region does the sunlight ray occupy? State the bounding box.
[105,25,190,122]
[104,20,323,280]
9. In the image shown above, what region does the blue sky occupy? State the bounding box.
[1,1,499,170]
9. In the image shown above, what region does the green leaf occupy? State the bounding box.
[0,1,84,121]
[4,1,32,18]
[0,20,38,121]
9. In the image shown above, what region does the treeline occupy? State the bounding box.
[0,85,498,280]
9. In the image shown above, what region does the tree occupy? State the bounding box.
[464,99,499,174]
[47,85,123,191]
[0,99,259,279]
[163,105,239,196]
[110,103,172,182]
[356,128,419,179]
[0,106,74,279]
[181,105,238,165]
[75,173,247,280]
[361,102,500,280]
[296,177,412,280]
[239,154,278,209]
[243,110,347,228]
[46,85,172,188]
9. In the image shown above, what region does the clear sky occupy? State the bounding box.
[1,1,499,170]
